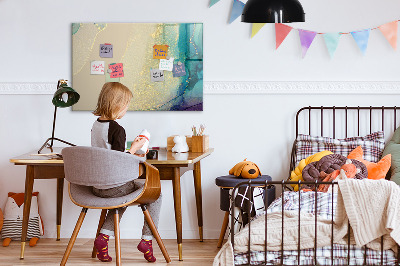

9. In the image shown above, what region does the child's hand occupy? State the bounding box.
[129,137,147,155]
[134,148,149,157]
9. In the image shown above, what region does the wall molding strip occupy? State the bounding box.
[0,81,399,95]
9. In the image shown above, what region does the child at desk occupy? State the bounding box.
[91,82,162,263]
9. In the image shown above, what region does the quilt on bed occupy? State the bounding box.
[234,190,396,265]
[214,181,399,266]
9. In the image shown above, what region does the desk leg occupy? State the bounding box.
[20,165,35,259]
[172,167,183,261]
[56,178,64,241]
[193,161,203,242]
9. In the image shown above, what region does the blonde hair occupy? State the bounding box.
[93,82,133,120]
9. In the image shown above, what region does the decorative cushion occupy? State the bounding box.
[382,126,400,184]
[289,150,333,191]
[349,146,392,180]
[1,192,42,240]
[302,154,368,189]
[295,131,385,166]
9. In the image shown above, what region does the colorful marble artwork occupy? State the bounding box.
[72,23,203,111]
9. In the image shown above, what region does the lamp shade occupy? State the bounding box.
[241,0,305,23]
[52,84,80,108]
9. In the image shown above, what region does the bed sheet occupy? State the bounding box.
[234,191,397,265]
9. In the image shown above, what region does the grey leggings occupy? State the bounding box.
[92,179,162,240]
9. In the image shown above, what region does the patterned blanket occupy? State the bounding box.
[214,190,397,266]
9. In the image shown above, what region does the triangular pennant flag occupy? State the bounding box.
[378,21,398,50]
[351,29,370,55]
[275,23,293,49]
[323,33,341,58]
[251,23,266,38]
[229,0,245,24]
[298,29,317,58]
[209,0,220,7]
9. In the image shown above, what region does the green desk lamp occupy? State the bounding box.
[38,79,80,154]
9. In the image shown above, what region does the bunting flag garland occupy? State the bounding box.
[275,23,293,49]
[298,29,317,58]
[378,21,398,50]
[251,23,266,38]
[229,0,245,23]
[323,33,341,58]
[351,29,370,55]
[209,0,220,7]
[207,3,400,58]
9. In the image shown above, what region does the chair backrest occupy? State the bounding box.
[62,146,145,188]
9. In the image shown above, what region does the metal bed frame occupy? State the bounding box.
[230,106,400,266]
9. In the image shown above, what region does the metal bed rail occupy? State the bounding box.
[230,180,400,266]
[289,106,400,183]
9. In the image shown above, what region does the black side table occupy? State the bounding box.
[215,175,275,248]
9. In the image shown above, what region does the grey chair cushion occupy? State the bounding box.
[69,180,145,208]
[62,146,145,188]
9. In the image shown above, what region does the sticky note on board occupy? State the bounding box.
[172,63,186,77]
[100,43,113,58]
[153,45,169,59]
[91,61,105,75]
[109,63,124,78]
[105,72,120,82]
[150,69,164,82]
[159,57,174,71]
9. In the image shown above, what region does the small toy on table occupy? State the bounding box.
[229,159,261,179]
[172,135,189,153]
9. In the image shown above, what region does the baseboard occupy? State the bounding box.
[1,81,400,94]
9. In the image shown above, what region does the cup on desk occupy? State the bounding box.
[146,150,158,160]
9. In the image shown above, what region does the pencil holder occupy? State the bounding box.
[191,135,209,153]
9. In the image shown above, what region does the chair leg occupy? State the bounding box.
[60,208,88,266]
[141,205,171,263]
[217,211,230,248]
[91,209,108,258]
[114,209,121,266]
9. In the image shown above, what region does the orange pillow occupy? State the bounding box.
[347,146,391,180]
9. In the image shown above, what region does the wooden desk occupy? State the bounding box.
[9,148,64,259]
[10,147,213,261]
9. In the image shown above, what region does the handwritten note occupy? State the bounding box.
[100,43,113,58]
[150,69,164,82]
[91,61,105,75]
[153,45,169,59]
[109,63,124,78]
[172,63,186,77]
[105,72,120,82]
[159,57,174,71]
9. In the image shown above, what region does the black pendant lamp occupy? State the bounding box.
[242,0,305,23]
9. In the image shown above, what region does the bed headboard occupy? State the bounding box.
[290,106,400,179]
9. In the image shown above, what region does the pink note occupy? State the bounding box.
[109,63,124,78]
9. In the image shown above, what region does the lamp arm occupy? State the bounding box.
[50,105,57,148]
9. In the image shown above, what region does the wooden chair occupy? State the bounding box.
[60,146,171,265]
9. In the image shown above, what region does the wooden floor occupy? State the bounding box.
[0,239,221,265]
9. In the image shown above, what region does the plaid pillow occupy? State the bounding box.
[295,131,385,166]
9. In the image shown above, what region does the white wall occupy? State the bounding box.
[1,0,400,240]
